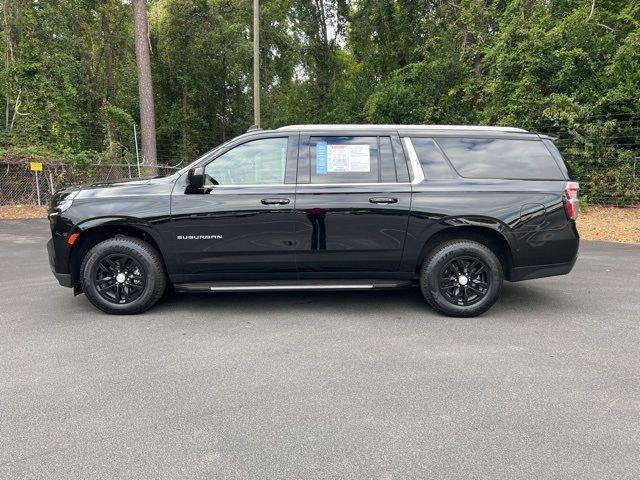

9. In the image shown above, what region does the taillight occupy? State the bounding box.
[563,181,579,220]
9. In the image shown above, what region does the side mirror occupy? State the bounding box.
[187,166,205,189]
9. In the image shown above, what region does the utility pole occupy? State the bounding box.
[253,0,260,128]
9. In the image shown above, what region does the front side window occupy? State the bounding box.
[204,137,288,185]
[309,136,380,184]
[435,137,564,180]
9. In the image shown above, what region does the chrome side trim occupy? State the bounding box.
[296,182,410,188]
[210,184,289,188]
[402,138,425,185]
[211,182,411,188]
[210,284,376,292]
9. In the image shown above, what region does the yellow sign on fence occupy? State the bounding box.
[30,162,43,172]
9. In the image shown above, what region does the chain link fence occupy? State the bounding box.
[1,130,639,207]
[0,160,180,206]
[525,116,640,207]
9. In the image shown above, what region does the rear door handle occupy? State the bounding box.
[261,198,290,205]
[369,197,398,204]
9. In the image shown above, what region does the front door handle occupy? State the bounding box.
[369,197,398,204]
[261,198,290,205]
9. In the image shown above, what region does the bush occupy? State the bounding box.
[587,165,640,206]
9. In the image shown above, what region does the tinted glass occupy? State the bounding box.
[410,137,456,179]
[436,138,564,180]
[379,137,397,182]
[310,136,379,184]
[205,137,288,185]
[542,139,571,178]
[392,136,410,182]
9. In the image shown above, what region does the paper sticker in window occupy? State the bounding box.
[326,144,370,173]
[316,141,328,174]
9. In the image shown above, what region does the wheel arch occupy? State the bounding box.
[415,225,514,280]
[69,218,167,289]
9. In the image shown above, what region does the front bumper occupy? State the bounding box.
[52,271,73,288]
[47,238,73,288]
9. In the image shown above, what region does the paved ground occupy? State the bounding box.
[0,219,638,480]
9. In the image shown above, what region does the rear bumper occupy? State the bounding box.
[508,218,579,281]
[509,253,577,282]
[47,238,73,288]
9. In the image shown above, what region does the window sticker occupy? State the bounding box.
[327,144,349,172]
[345,145,370,172]
[316,141,328,174]
[325,144,370,173]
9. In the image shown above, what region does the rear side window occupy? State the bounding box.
[379,137,398,182]
[309,136,380,184]
[435,138,565,180]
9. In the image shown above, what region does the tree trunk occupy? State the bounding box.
[132,0,157,169]
[3,0,10,130]
[101,0,114,104]
[252,0,260,127]
[221,56,226,142]
[473,53,484,77]
[181,88,188,159]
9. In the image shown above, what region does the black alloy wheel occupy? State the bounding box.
[420,240,503,317]
[80,236,166,315]
[94,253,146,305]
[438,256,489,307]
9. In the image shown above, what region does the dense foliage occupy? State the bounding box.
[1,0,639,203]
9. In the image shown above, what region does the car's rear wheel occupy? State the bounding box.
[420,240,503,317]
[80,236,166,315]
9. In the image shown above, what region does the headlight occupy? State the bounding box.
[49,191,79,218]
[55,198,74,213]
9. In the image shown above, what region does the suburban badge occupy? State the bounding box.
[177,235,223,240]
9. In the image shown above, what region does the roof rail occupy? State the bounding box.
[276,124,528,133]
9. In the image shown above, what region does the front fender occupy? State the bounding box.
[63,216,172,288]
[74,216,157,235]
[70,216,170,259]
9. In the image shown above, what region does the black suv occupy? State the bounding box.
[47,125,579,317]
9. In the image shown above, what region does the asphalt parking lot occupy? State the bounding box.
[0,219,638,479]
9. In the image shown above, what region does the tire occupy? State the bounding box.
[80,236,167,315]
[420,240,503,317]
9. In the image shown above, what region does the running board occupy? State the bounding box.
[174,279,412,293]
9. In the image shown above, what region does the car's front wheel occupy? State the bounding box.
[80,236,166,315]
[420,240,503,317]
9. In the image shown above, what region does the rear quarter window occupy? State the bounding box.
[435,137,565,180]
[410,137,456,179]
[542,138,572,178]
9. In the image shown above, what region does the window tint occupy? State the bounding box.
[542,139,571,178]
[310,136,379,184]
[392,137,410,182]
[410,137,456,179]
[436,138,564,180]
[380,137,397,182]
[205,137,288,185]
